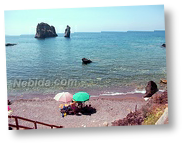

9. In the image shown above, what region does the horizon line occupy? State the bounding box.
[5,30,165,36]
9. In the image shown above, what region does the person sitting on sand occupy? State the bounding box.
[77,102,84,109]
[70,100,77,114]
[59,104,69,117]
[70,101,76,108]
[59,104,66,110]
[59,104,63,109]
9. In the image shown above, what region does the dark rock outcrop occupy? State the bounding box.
[147,91,168,105]
[144,81,158,97]
[161,43,166,47]
[5,43,17,46]
[64,25,71,38]
[35,22,58,38]
[82,58,92,64]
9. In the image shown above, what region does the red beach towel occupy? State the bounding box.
[7,106,11,111]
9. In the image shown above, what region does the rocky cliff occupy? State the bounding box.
[35,22,58,38]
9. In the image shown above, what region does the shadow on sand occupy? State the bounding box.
[69,105,97,116]
[80,105,96,115]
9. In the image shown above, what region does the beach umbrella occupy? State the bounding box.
[73,92,90,102]
[54,92,73,103]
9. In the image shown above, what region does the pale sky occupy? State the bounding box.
[4,5,165,35]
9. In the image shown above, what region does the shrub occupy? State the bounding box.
[112,90,168,126]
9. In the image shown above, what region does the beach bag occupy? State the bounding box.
[61,112,67,117]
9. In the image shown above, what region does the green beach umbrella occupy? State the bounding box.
[73,92,90,102]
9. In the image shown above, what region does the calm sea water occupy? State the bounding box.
[5,32,166,97]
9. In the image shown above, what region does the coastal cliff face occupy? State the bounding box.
[64,25,71,38]
[35,22,58,38]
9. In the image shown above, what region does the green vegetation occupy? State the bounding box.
[112,91,168,126]
[143,105,166,125]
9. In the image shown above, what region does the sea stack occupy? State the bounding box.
[35,22,58,38]
[64,25,71,38]
[144,81,158,98]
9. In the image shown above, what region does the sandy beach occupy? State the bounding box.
[8,95,146,129]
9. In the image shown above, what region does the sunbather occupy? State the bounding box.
[70,101,77,114]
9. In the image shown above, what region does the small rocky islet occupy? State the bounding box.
[35,22,58,38]
[34,22,71,39]
[5,43,17,47]
[161,43,166,47]
[64,25,71,38]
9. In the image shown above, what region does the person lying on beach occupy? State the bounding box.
[59,102,81,116]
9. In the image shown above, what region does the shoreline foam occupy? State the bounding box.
[8,86,166,101]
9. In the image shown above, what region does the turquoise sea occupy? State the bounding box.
[5,31,167,98]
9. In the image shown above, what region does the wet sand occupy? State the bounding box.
[8,95,146,129]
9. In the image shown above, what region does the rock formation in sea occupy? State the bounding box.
[144,81,158,97]
[161,43,166,47]
[5,43,17,46]
[64,25,71,38]
[82,58,92,64]
[35,22,58,38]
